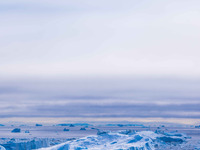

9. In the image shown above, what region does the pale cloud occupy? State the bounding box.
[0,0,200,78]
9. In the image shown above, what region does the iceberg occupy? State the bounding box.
[80,128,86,131]
[36,124,43,126]
[56,123,91,127]
[11,128,21,133]
[0,145,6,150]
[39,130,189,150]
[0,138,49,150]
[63,128,70,131]
[25,130,30,133]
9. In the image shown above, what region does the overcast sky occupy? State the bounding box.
[0,0,200,79]
[0,1,200,122]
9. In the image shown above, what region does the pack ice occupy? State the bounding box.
[39,130,189,150]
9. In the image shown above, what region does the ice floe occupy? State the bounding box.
[39,130,190,150]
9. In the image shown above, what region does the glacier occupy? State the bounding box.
[39,130,190,150]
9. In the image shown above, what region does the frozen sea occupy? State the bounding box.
[0,123,199,150]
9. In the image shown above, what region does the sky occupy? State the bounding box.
[0,0,200,123]
[1,0,200,78]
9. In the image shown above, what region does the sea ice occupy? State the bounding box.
[39,130,190,150]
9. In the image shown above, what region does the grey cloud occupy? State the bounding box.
[0,103,200,118]
[0,78,200,119]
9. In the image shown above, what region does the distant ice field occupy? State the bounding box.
[0,123,199,150]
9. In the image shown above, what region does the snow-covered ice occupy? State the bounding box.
[0,124,199,150]
[39,130,191,150]
[0,145,5,150]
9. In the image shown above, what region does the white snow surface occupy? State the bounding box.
[39,130,188,150]
[0,145,5,150]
